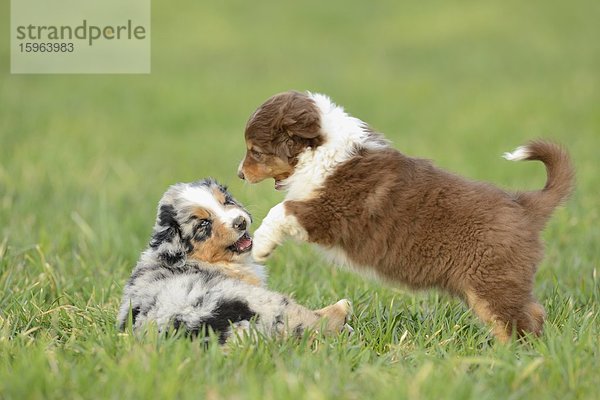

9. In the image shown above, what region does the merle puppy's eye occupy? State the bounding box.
[193,218,212,242]
[224,196,236,206]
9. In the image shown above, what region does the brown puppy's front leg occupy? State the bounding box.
[252,202,308,262]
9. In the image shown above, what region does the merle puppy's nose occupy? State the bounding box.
[232,216,247,231]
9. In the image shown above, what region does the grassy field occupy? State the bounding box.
[1,0,599,398]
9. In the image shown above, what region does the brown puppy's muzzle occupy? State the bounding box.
[237,166,246,181]
[237,157,246,180]
[237,154,272,184]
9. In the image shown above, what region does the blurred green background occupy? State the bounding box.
[1,1,599,399]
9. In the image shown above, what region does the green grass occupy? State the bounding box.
[1,0,599,398]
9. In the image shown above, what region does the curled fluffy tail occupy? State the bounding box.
[503,140,575,225]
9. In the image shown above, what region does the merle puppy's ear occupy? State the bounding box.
[150,203,186,266]
[149,204,179,248]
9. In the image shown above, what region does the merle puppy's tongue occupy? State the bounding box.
[234,233,252,252]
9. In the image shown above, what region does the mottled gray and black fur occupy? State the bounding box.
[117,179,351,343]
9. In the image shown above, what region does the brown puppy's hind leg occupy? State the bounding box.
[465,284,544,343]
[465,289,512,343]
[522,301,546,337]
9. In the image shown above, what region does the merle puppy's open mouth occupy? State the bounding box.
[228,232,253,253]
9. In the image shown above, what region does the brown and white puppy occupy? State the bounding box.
[237,91,575,342]
[117,179,352,343]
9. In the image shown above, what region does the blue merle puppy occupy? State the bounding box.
[117,179,351,343]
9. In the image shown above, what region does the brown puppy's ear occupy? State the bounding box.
[281,110,320,139]
[275,92,321,139]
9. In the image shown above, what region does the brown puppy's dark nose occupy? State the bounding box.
[232,216,247,231]
[238,170,245,180]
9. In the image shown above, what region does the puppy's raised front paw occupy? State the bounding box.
[252,248,272,263]
[252,228,277,262]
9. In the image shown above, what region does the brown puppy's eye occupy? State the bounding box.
[250,149,263,160]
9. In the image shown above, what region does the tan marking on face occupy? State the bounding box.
[211,187,226,204]
[189,235,262,286]
[193,207,211,220]
[239,142,295,183]
[189,220,236,264]
[187,215,262,287]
